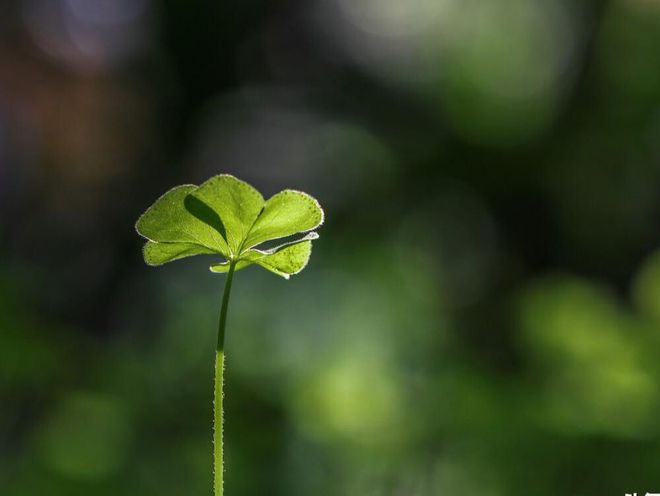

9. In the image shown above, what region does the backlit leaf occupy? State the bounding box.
[136,175,323,278]
[209,232,318,278]
[136,185,228,254]
[191,175,264,256]
[243,190,323,249]
[249,240,314,279]
[143,241,217,266]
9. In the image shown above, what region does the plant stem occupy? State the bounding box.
[214,261,236,496]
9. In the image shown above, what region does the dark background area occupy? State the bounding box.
[3,0,660,494]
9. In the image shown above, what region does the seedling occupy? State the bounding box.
[135,174,323,495]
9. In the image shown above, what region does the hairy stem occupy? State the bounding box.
[214,261,236,496]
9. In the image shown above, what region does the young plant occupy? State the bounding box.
[135,174,323,495]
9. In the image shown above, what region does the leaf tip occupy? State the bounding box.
[281,188,325,230]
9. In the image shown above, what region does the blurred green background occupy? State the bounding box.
[3,0,660,494]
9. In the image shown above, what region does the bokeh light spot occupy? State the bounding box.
[37,391,132,480]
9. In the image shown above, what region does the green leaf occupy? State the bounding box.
[243,190,324,249]
[250,240,314,279]
[143,241,217,266]
[136,174,323,278]
[209,232,318,278]
[135,185,228,254]
[191,175,264,256]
